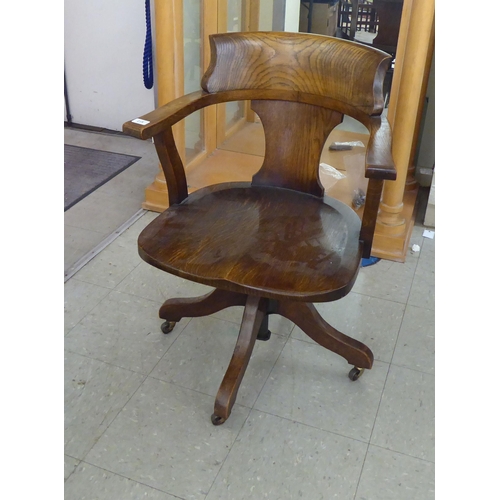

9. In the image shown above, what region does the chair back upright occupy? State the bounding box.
[201,32,392,197]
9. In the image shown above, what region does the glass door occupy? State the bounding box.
[183,0,205,164]
[215,0,260,148]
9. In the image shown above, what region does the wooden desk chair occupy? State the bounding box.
[123,32,396,426]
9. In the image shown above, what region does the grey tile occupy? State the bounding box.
[410,224,426,245]
[150,315,287,408]
[73,230,143,289]
[66,290,187,374]
[64,225,107,272]
[85,377,250,500]
[116,261,212,303]
[291,293,405,363]
[65,455,80,481]
[72,210,158,290]
[206,410,368,500]
[254,338,389,441]
[65,462,178,499]
[371,365,434,461]
[421,230,435,253]
[97,157,159,201]
[352,256,417,304]
[392,305,434,374]
[64,189,143,236]
[408,243,435,310]
[355,446,435,500]
[121,210,160,240]
[64,351,145,459]
[64,278,111,335]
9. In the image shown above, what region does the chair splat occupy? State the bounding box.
[251,100,343,197]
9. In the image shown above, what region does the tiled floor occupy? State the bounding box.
[64,126,435,499]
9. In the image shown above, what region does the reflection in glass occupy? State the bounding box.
[183,0,204,162]
[225,0,245,130]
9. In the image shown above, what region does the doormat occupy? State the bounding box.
[64,144,140,211]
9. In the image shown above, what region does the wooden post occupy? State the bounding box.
[372,0,435,261]
[142,0,184,212]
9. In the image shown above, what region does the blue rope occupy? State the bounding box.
[143,0,153,89]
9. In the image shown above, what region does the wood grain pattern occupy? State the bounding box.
[202,31,392,115]
[153,128,188,205]
[251,100,343,196]
[138,182,362,303]
[159,289,247,322]
[213,295,267,423]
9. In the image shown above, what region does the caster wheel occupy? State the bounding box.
[161,321,176,334]
[348,367,365,381]
[211,414,226,426]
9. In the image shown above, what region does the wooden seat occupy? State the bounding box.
[139,182,362,302]
[123,31,396,426]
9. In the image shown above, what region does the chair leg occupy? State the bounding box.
[158,288,247,323]
[276,301,374,370]
[212,295,267,425]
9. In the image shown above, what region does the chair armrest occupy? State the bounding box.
[122,90,217,140]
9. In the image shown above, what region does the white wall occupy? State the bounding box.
[284,0,301,32]
[64,0,155,131]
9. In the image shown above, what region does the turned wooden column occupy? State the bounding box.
[142,0,184,212]
[375,0,435,238]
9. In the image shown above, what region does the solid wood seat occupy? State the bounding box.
[123,31,396,426]
[138,182,362,302]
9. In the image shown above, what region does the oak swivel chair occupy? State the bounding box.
[123,32,396,426]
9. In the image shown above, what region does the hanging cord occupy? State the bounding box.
[143,0,154,89]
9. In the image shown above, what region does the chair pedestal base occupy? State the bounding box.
[158,289,374,424]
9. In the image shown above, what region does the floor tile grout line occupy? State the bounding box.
[66,301,192,467]
[367,443,436,464]
[356,266,434,487]
[64,285,167,339]
[64,455,82,483]
[78,370,148,467]
[144,317,195,378]
[352,287,412,496]
[65,292,194,377]
[74,460,189,500]
[64,282,113,338]
[248,407,373,448]
[353,355,393,498]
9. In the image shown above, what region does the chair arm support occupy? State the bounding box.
[365,116,396,180]
[358,117,396,257]
[360,178,384,258]
[122,90,218,140]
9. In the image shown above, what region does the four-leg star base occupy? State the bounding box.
[158,289,374,425]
